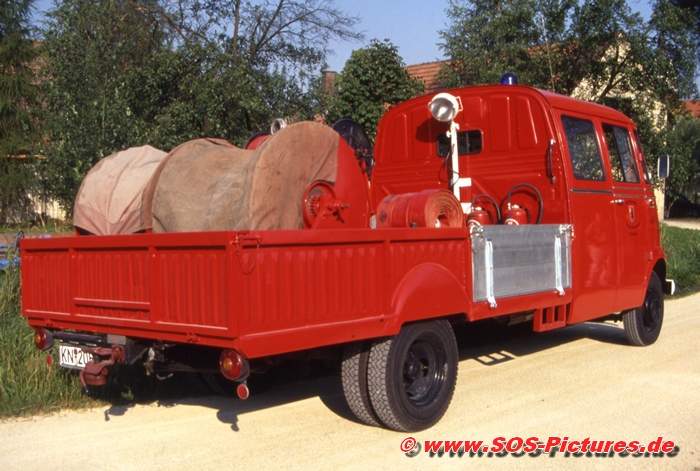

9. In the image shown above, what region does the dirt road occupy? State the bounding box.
[2,294,699,471]
[664,219,700,230]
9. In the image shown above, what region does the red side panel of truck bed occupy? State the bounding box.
[22,228,470,358]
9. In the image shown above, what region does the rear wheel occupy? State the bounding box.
[341,341,381,426]
[367,320,458,432]
[623,272,664,346]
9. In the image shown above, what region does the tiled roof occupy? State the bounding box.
[684,100,700,118]
[406,61,450,95]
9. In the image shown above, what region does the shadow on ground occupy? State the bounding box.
[96,318,630,431]
[455,318,628,366]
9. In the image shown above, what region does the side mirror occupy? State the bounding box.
[657,155,670,179]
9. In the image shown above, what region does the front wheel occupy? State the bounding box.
[367,320,458,432]
[623,272,664,346]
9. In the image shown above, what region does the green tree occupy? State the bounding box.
[647,0,700,105]
[41,0,170,211]
[40,0,361,212]
[0,0,40,223]
[201,0,361,66]
[438,0,699,183]
[439,0,575,87]
[326,39,425,140]
[666,117,700,202]
[439,0,698,100]
[119,41,328,151]
[671,0,700,54]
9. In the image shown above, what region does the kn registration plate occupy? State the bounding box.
[59,344,94,370]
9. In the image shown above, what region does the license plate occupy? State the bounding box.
[59,344,94,370]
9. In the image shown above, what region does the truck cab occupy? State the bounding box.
[372,83,667,331]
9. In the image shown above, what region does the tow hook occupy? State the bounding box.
[79,345,125,394]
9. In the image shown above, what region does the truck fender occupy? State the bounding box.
[387,263,469,332]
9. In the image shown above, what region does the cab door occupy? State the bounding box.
[600,123,651,311]
[557,113,618,323]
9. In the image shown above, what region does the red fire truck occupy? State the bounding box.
[22,77,673,432]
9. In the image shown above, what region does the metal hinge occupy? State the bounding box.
[484,239,497,309]
[233,232,261,275]
[470,225,484,254]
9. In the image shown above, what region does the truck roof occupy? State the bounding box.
[536,87,634,124]
[383,84,635,126]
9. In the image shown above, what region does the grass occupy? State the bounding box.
[1,223,699,418]
[660,223,700,297]
[0,266,92,417]
[0,217,73,235]
[0,262,197,419]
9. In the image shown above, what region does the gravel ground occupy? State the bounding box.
[1,293,698,471]
[663,219,700,230]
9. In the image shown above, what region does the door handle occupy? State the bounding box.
[612,199,626,205]
[547,139,556,184]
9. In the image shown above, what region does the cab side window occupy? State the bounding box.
[603,124,639,183]
[562,116,605,181]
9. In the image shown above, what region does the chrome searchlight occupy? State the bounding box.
[429,93,461,122]
[428,93,469,213]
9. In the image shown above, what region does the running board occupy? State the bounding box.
[533,304,569,332]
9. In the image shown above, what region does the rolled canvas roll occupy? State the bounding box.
[376,189,464,228]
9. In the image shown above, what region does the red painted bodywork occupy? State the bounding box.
[21,84,666,360]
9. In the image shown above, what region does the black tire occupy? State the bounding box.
[341,341,382,426]
[201,372,236,396]
[185,372,215,395]
[367,320,458,432]
[623,271,664,346]
[197,371,277,397]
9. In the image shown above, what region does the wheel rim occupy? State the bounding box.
[641,288,662,332]
[402,335,447,407]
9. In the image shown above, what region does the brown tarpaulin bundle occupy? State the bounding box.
[143,121,339,232]
[73,145,168,235]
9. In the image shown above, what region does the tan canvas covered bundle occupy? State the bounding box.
[144,121,339,232]
[73,145,168,235]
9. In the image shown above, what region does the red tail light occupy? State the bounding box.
[219,349,244,380]
[33,328,53,351]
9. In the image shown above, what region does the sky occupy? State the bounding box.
[30,0,659,73]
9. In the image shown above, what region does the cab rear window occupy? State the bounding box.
[634,130,652,184]
[436,130,482,157]
[561,116,605,181]
[603,124,639,183]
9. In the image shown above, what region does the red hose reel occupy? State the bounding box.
[376,189,464,228]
